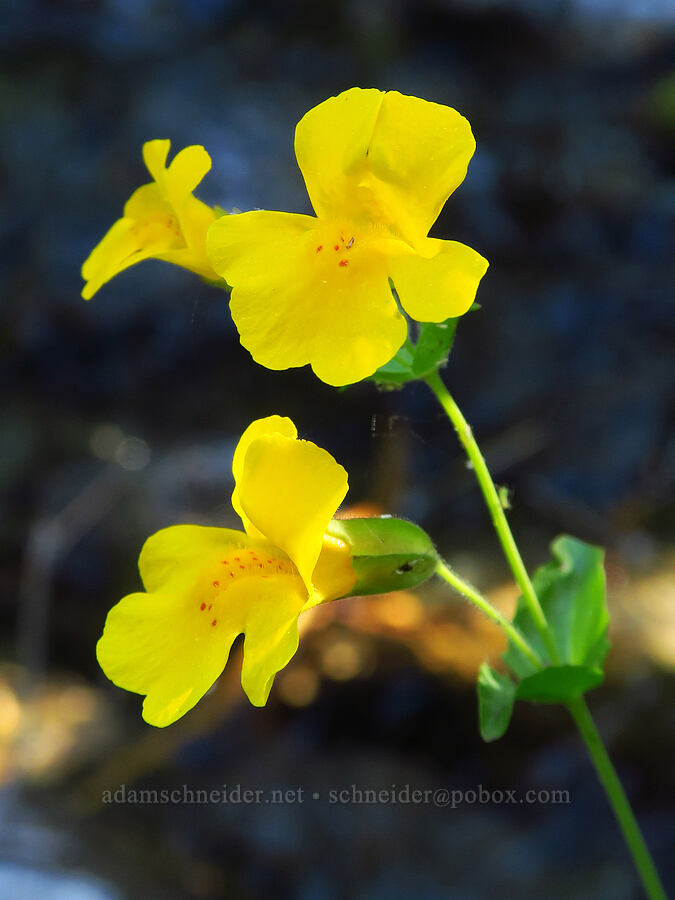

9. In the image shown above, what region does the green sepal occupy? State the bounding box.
[369,316,460,388]
[368,341,416,388]
[477,663,516,742]
[503,535,610,682]
[515,664,604,703]
[410,319,458,377]
[326,516,437,596]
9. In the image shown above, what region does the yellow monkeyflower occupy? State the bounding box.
[207,88,489,386]
[96,416,356,727]
[81,139,218,300]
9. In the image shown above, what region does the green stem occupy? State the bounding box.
[435,559,543,670]
[424,369,560,664]
[424,369,664,898]
[567,697,666,900]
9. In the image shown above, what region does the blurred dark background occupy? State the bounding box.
[1,0,674,898]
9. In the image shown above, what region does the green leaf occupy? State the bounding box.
[477,663,516,741]
[503,535,610,680]
[369,317,460,387]
[411,318,458,377]
[515,664,604,703]
[368,343,415,388]
[325,516,437,596]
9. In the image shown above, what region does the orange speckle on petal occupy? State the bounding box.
[333,244,340,251]
[211,619,217,627]
[316,245,323,253]
[339,259,349,267]
[200,602,206,611]
[212,580,220,587]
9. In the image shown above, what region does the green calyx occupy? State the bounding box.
[326,516,437,597]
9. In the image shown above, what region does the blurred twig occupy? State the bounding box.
[17,464,130,681]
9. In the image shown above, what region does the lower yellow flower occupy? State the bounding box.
[81,139,218,300]
[96,416,355,727]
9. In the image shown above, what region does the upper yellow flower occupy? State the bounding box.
[96,416,355,727]
[81,139,218,300]
[207,88,489,386]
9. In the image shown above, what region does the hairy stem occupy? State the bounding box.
[424,369,559,663]
[435,558,543,670]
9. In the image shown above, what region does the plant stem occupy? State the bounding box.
[424,368,665,898]
[567,697,666,900]
[424,369,560,663]
[435,559,543,670]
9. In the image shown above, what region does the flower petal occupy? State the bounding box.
[296,88,476,243]
[142,139,171,184]
[238,432,348,593]
[310,533,356,605]
[166,145,211,197]
[240,578,307,706]
[388,238,489,321]
[207,210,407,385]
[81,218,140,299]
[97,588,240,727]
[138,524,250,592]
[295,87,384,219]
[99,523,309,724]
[231,416,297,534]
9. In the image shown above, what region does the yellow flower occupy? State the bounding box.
[81,139,218,300]
[96,416,355,727]
[207,88,489,386]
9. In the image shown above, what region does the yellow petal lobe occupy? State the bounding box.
[231,415,297,534]
[311,533,357,606]
[240,578,307,706]
[389,238,489,321]
[295,88,476,244]
[237,432,348,593]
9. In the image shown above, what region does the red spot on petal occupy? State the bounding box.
[212,580,219,587]
[333,244,340,251]
[258,563,263,568]
[229,572,234,578]
[200,602,206,611]
[316,245,323,253]
[239,565,246,569]
[208,604,212,611]
[211,619,217,627]
[234,556,240,561]
[339,259,349,267]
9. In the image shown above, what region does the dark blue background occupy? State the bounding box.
[1,1,674,897]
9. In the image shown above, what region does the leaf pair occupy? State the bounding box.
[478,535,610,742]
